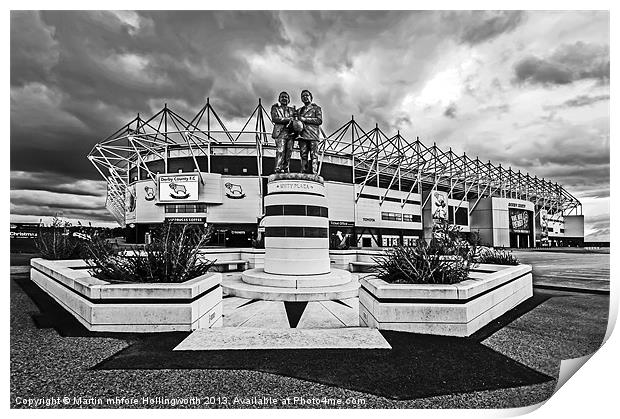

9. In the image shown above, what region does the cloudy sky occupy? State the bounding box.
[10,10,609,240]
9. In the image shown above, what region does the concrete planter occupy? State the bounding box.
[30,258,222,332]
[239,249,265,269]
[359,263,533,337]
[196,248,265,269]
[329,249,385,271]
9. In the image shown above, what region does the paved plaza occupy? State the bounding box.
[10,249,610,408]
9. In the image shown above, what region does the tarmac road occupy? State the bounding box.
[512,250,610,293]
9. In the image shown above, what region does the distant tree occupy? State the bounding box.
[36,217,81,260]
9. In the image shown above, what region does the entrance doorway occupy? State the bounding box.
[510,233,530,248]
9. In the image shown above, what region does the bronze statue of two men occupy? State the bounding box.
[270,90,322,175]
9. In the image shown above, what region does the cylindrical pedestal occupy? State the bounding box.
[263,174,330,275]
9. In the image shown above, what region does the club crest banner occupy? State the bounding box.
[158,174,199,202]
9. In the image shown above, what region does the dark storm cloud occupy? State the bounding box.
[10,11,59,86]
[10,171,107,197]
[10,186,114,222]
[587,227,609,241]
[538,166,610,197]
[10,10,311,224]
[514,57,573,85]
[443,103,457,119]
[468,134,609,172]
[459,117,609,204]
[38,11,220,108]
[561,94,609,108]
[514,42,609,86]
[443,11,525,45]
[542,94,609,111]
[10,11,287,164]
[10,203,114,223]
[10,10,289,193]
[11,190,104,211]
[584,215,610,241]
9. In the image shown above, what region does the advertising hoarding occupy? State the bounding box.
[509,208,530,234]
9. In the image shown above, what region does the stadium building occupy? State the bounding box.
[88,99,585,248]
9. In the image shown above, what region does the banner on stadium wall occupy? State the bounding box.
[158,174,199,202]
[143,181,156,202]
[539,209,549,239]
[539,209,548,226]
[431,190,448,220]
[509,208,530,234]
[125,184,137,223]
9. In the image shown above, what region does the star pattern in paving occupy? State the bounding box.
[222,295,359,328]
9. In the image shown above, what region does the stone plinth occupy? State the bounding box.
[223,276,359,302]
[242,267,351,288]
[264,173,330,276]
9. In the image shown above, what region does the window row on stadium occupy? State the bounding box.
[265,205,329,218]
[358,194,421,205]
[381,212,422,223]
[164,204,208,213]
[265,227,329,238]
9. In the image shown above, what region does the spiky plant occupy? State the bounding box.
[372,219,478,285]
[36,217,81,260]
[477,248,520,265]
[83,223,215,283]
[372,241,470,285]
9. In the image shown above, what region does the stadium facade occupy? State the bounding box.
[88,99,585,248]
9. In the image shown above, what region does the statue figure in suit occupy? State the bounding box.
[296,89,323,175]
[270,91,295,173]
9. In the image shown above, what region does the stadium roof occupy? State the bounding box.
[88,99,582,226]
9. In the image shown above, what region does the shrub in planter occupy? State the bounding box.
[82,223,215,283]
[372,242,470,284]
[477,248,520,265]
[429,220,475,260]
[36,217,81,260]
[372,220,478,285]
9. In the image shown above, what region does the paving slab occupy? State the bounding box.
[173,327,392,350]
[222,296,251,313]
[223,299,271,327]
[296,302,346,329]
[320,299,359,327]
[239,301,290,328]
